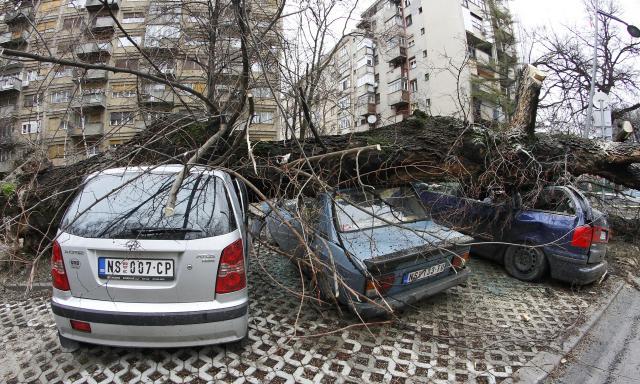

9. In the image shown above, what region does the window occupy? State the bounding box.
[54,67,72,78]
[109,140,123,149]
[122,12,145,23]
[404,0,410,6]
[67,0,85,7]
[408,39,415,47]
[24,70,38,82]
[405,15,412,26]
[389,78,407,93]
[63,16,82,30]
[422,50,428,58]
[533,189,576,215]
[251,62,263,73]
[117,36,142,47]
[409,57,417,69]
[424,73,430,81]
[418,6,422,13]
[373,55,379,65]
[425,98,431,109]
[375,93,380,104]
[115,59,139,70]
[110,111,134,126]
[0,150,11,162]
[340,77,350,91]
[183,59,201,70]
[420,28,425,35]
[338,116,350,130]
[87,145,99,157]
[21,121,40,134]
[410,79,418,92]
[253,111,274,124]
[338,96,350,109]
[23,94,41,107]
[50,90,71,103]
[36,20,57,32]
[252,87,272,98]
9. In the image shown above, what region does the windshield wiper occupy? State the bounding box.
[130,227,203,235]
[110,227,204,238]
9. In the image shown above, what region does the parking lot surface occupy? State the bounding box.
[0,251,619,383]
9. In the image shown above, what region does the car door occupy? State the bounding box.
[510,187,584,256]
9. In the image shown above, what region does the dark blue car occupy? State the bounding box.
[259,186,473,318]
[416,184,609,285]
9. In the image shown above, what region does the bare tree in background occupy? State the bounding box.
[530,0,640,131]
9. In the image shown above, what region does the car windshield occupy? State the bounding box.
[334,186,428,232]
[61,171,236,239]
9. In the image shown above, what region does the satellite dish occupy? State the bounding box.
[628,24,640,38]
[367,115,377,124]
[593,91,611,108]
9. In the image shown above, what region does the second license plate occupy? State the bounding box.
[403,262,447,284]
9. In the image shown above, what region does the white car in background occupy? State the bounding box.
[51,165,250,348]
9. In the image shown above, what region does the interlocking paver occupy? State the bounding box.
[0,250,618,383]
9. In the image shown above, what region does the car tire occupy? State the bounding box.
[504,244,548,282]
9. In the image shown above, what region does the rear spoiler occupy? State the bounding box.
[363,235,474,274]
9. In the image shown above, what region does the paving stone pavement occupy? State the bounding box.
[0,251,618,384]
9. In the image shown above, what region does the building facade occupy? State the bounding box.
[316,0,518,135]
[0,0,282,172]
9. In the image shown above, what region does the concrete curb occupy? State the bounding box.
[2,282,51,291]
[504,279,626,384]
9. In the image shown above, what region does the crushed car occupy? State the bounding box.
[259,185,473,318]
[51,165,250,348]
[417,184,609,285]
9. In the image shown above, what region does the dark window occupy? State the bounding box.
[63,16,82,30]
[533,190,576,215]
[405,15,412,26]
[115,59,139,70]
[62,172,237,239]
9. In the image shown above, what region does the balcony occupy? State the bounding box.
[356,103,376,116]
[91,17,115,32]
[85,0,119,12]
[0,30,29,47]
[387,44,407,65]
[5,7,34,25]
[74,68,108,82]
[75,41,113,57]
[388,90,410,107]
[0,78,22,93]
[0,105,17,118]
[0,59,24,72]
[70,122,104,137]
[141,86,175,105]
[73,93,107,109]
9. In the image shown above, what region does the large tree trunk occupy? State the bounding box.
[3,65,640,255]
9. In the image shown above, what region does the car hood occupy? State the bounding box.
[338,220,469,261]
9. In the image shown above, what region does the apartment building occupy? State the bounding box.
[317,0,517,135]
[0,0,282,172]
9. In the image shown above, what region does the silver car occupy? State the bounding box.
[51,165,250,348]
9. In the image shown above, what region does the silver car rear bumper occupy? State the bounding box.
[51,298,248,347]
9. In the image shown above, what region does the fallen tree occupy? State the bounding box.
[3,66,640,257]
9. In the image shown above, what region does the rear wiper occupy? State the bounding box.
[130,227,203,235]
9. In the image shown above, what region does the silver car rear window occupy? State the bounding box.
[61,171,237,239]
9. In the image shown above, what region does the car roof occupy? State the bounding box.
[85,165,222,181]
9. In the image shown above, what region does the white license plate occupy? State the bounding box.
[98,258,174,281]
[403,262,447,284]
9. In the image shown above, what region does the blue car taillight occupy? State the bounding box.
[365,274,395,298]
[571,225,609,248]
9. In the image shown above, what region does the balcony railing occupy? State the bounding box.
[85,0,120,12]
[0,58,24,72]
[75,41,113,56]
[356,103,376,116]
[0,30,29,47]
[74,69,108,82]
[388,90,410,107]
[141,87,175,105]
[0,105,17,117]
[0,78,22,93]
[73,93,107,109]
[70,122,104,137]
[91,17,115,32]
[5,7,34,24]
[386,44,407,64]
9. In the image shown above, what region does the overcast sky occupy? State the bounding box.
[511,0,640,34]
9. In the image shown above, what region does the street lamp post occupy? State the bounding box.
[584,10,639,138]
